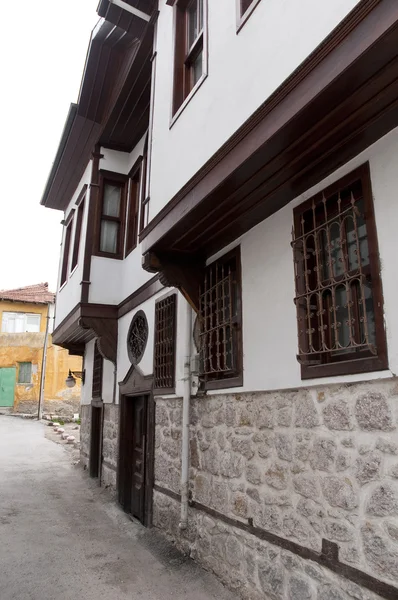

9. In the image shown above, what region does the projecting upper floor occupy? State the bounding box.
[147,0,364,222]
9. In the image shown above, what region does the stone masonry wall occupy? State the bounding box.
[154,379,398,600]
[80,404,91,470]
[101,403,119,494]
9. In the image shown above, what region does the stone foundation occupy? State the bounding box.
[80,404,91,470]
[154,379,398,599]
[101,403,119,494]
[15,396,80,416]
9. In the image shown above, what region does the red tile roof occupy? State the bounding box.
[0,283,55,305]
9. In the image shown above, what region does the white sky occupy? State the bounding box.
[0,0,99,293]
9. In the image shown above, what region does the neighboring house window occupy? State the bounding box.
[292,164,387,379]
[125,163,141,256]
[60,212,74,286]
[92,342,103,398]
[154,294,177,392]
[199,247,243,389]
[18,362,32,384]
[71,195,85,270]
[1,312,41,333]
[96,172,127,259]
[173,0,207,115]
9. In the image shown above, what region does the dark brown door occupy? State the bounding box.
[130,395,147,522]
[90,406,102,478]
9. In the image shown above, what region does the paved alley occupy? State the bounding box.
[0,416,235,600]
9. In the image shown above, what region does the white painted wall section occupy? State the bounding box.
[55,161,92,326]
[149,0,361,220]
[209,126,398,394]
[102,358,115,403]
[82,339,95,405]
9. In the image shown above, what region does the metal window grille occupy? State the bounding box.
[199,253,239,381]
[292,176,377,365]
[154,295,176,391]
[92,342,103,398]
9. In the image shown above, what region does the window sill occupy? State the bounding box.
[153,387,176,396]
[236,0,262,33]
[203,373,243,391]
[170,73,208,129]
[93,251,123,261]
[301,355,388,380]
[58,280,68,293]
[17,382,32,386]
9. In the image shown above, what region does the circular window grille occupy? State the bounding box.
[127,310,148,364]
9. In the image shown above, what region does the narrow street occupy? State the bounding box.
[0,416,235,600]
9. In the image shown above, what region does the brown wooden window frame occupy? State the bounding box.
[154,292,177,394]
[92,341,103,399]
[199,246,243,390]
[60,210,75,287]
[172,0,208,118]
[139,137,150,234]
[94,170,128,260]
[71,189,86,271]
[125,159,142,257]
[236,0,262,32]
[292,163,387,380]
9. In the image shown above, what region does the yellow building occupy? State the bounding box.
[0,283,82,416]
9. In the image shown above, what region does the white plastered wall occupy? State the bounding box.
[117,289,189,399]
[55,161,92,326]
[208,126,398,394]
[149,0,360,220]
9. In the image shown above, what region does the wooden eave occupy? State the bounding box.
[141,0,398,261]
[52,303,118,363]
[41,5,156,211]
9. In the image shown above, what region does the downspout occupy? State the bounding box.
[37,302,52,420]
[179,300,193,530]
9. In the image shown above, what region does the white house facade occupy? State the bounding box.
[41,2,398,599]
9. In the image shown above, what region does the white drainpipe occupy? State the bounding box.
[179,300,193,530]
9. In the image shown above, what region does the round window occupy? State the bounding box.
[127,310,148,364]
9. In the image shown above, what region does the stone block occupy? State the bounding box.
[310,437,337,472]
[258,559,285,598]
[366,484,398,516]
[264,462,289,490]
[283,513,309,542]
[253,431,274,459]
[247,487,261,504]
[336,452,351,472]
[355,393,394,431]
[324,520,354,542]
[219,451,244,478]
[260,506,281,532]
[294,432,313,462]
[288,573,314,600]
[294,394,320,428]
[376,437,398,455]
[323,400,353,431]
[231,436,255,459]
[246,463,263,485]
[275,433,293,462]
[211,480,229,512]
[361,522,398,580]
[293,472,320,499]
[318,584,348,600]
[225,534,244,567]
[233,493,248,518]
[355,452,381,486]
[322,476,358,510]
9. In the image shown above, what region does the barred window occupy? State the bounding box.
[154,294,177,393]
[92,341,103,398]
[292,164,387,379]
[199,248,242,389]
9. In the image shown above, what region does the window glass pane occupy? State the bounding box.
[187,0,199,48]
[26,314,41,333]
[1,312,12,333]
[14,314,25,333]
[192,50,203,85]
[100,220,119,254]
[18,362,32,384]
[103,184,121,217]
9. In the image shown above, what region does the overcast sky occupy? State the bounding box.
[0,0,99,293]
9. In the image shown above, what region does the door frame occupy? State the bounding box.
[117,364,155,527]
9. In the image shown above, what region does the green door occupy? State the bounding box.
[0,367,16,407]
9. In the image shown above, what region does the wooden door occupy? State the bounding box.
[131,395,147,522]
[0,368,16,407]
[90,406,102,478]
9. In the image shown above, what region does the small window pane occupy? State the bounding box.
[102,184,121,217]
[100,220,119,254]
[18,362,32,384]
[26,314,41,333]
[14,314,25,333]
[192,50,203,85]
[188,0,199,48]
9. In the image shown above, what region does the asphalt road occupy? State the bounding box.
[0,416,235,600]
